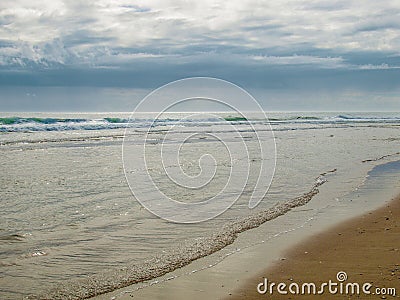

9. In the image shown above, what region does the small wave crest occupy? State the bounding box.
[0,117,222,132]
[0,117,129,132]
[0,233,25,242]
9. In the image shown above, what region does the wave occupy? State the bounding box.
[0,113,399,132]
[223,116,248,121]
[269,114,400,123]
[269,116,321,121]
[0,117,89,125]
[333,114,400,122]
[0,117,134,132]
[0,117,218,132]
[0,233,25,242]
[31,170,336,300]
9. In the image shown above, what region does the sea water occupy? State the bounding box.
[0,112,399,299]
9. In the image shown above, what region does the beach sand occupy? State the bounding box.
[229,195,400,299]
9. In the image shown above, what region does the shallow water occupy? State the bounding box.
[0,112,399,299]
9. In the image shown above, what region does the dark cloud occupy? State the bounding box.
[0,0,399,111]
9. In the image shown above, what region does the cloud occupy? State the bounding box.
[0,0,399,110]
[248,55,346,68]
[358,63,400,70]
[0,0,399,69]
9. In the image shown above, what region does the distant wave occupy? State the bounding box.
[0,117,90,125]
[0,116,245,132]
[0,117,123,132]
[333,114,400,122]
[0,114,399,132]
[269,116,321,121]
[269,114,400,124]
[223,116,248,121]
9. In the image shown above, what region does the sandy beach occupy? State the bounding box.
[230,195,400,299]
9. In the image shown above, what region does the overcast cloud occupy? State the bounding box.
[0,0,399,111]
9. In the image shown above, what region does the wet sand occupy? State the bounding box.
[229,195,400,299]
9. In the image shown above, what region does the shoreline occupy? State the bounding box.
[37,172,333,299]
[229,195,400,299]
[91,159,400,300]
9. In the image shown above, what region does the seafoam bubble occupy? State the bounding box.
[31,250,48,257]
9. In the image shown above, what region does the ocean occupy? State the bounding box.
[0,111,399,299]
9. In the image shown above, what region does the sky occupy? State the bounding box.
[0,0,399,111]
